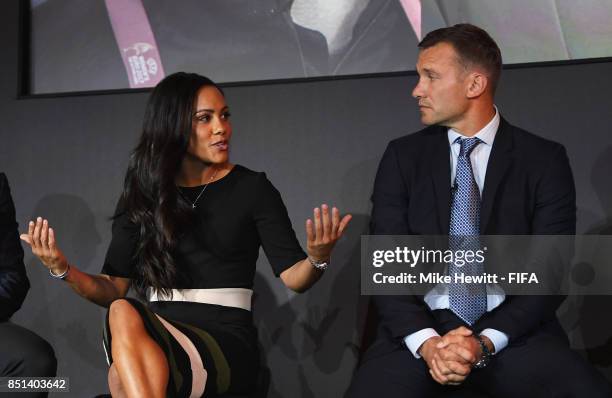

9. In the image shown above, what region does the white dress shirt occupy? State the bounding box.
[404,107,509,358]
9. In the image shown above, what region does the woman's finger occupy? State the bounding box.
[48,227,57,253]
[40,220,49,251]
[321,204,331,241]
[19,233,32,245]
[28,220,35,238]
[32,217,43,248]
[313,207,323,241]
[337,214,352,236]
[331,207,340,239]
[305,219,315,243]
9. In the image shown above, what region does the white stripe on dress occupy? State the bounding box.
[148,288,253,311]
[156,315,207,398]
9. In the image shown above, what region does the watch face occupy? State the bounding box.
[474,360,487,369]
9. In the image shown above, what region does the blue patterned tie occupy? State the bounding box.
[448,137,487,325]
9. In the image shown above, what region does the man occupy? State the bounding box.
[0,173,57,398]
[347,24,612,397]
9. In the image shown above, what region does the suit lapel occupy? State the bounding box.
[480,118,514,233]
[431,128,452,234]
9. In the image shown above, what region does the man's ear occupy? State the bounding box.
[466,72,488,99]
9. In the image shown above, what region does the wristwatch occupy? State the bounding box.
[472,334,492,369]
[308,257,329,271]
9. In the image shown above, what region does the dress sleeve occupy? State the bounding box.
[253,173,306,276]
[100,199,139,278]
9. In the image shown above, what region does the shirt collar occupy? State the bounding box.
[448,106,500,147]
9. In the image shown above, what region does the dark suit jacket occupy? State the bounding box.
[367,118,576,359]
[0,173,29,321]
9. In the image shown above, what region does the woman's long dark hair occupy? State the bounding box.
[120,72,222,298]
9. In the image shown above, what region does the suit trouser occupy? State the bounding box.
[0,321,57,398]
[346,327,612,398]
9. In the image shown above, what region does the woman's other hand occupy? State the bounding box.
[20,217,69,275]
[305,204,352,262]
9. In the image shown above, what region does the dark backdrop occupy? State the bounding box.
[2,1,611,396]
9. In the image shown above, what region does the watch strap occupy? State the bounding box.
[473,334,491,369]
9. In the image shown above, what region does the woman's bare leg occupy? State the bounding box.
[108,299,169,398]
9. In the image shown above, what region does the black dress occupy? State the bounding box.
[100,165,306,397]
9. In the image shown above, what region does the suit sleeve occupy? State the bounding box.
[371,142,438,341]
[474,145,575,342]
[0,173,29,320]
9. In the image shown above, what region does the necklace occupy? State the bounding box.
[179,168,219,209]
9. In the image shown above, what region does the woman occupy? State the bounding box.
[20,72,351,398]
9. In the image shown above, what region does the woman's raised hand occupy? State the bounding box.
[305,204,352,262]
[20,217,69,275]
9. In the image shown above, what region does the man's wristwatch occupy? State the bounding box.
[308,257,329,271]
[472,334,492,369]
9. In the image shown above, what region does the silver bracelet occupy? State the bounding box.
[308,257,329,271]
[49,264,70,280]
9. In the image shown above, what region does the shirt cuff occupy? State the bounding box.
[404,328,440,359]
[480,328,509,355]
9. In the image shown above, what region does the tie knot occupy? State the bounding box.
[455,137,482,157]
